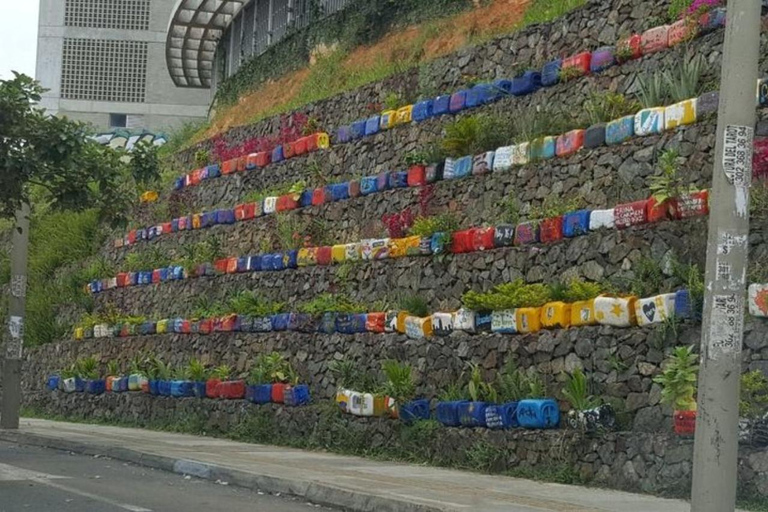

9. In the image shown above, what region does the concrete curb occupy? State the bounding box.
[0,430,444,512]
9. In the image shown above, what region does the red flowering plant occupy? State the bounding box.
[381,209,415,238]
[753,138,768,181]
[685,0,722,16]
[210,112,310,163]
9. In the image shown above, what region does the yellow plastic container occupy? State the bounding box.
[331,245,347,264]
[540,302,572,329]
[516,308,542,334]
[192,213,202,229]
[336,389,350,413]
[664,99,697,130]
[389,236,420,258]
[405,316,433,339]
[395,105,413,125]
[156,319,169,334]
[297,248,317,267]
[373,395,389,416]
[317,132,330,149]
[140,190,159,203]
[380,110,396,130]
[396,311,409,334]
[344,243,361,261]
[570,299,597,327]
[74,327,85,340]
[594,295,638,327]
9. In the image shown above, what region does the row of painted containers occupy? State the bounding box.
[47,374,311,405]
[75,288,696,342]
[116,82,718,251]
[171,8,727,194]
[90,187,709,295]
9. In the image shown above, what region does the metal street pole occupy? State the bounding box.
[1,203,30,430]
[691,1,762,510]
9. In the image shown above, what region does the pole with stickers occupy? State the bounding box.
[691,1,761,510]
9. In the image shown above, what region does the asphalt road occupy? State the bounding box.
[0,440,338,512]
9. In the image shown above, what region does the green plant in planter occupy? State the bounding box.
[527,371,547,399]
[653,346,699,411]
[194,149,209,167]
[399,294,430,317]
[462,280,552,311]
[106,361,119,377]
[408,213,459,238]
[382,360,416,409]
[186,358,208,382]
[383,91,401,111]
[76,357,100,380]
[637,71,669,109]
[562,279,603,302]
[229,291,284,317]
[60,363,77,380]
[665,53,706,103]
[649,149,697,204]
[582,92,640,125]
[562,368,600,411]
[439,382,467,402]
[466,363,497,403]
[496,359,529,403]
[558,65,584,83]
[211,364,232,381]
[248,356,271,386]
[129,355,145,377]
[740,371,768,420]
[153,359,172,381]
[299,294,366,315]
[329,360,360,390]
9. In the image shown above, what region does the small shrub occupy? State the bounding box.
[665,54,706,103]
[463,280,552,311]
[653,346,698,411]
[582,92,641,125]
[229,291,284,317]
[649,149,696,203]
[408,213,459,237]
[740,371,768,420]
[399,294,429,318]
[562,368,600,411]
[298,294,366,315]
[637,71,669,109]
[381,360,416,408]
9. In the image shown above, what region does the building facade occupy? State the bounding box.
[36,0,211,132]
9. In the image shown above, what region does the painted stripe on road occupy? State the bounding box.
[30,478,154,512]
[0,462,67,482]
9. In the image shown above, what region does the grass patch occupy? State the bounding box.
[522,0,587,26]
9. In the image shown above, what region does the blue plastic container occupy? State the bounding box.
[207,164,221,178]
[365,116,380,136]
[192,381,206,398]
[216,209,236,225]
[493,79,513,95]
[412,99,434,122]
[400,399,430,425]
[511,71,542,96]
[148,380,159,395]
[541,59,562,87]
[247,255,262,272]
[605,116,635,145]
[139,321,156,336]
[47,375,60,391]
[484,405,505,430]
[74,377,85,393]
[285,250,298,269]
[376,172,390,192]
[457,402,487,428]
[271,313,290,331]
[284,384,311,407]
[171,218,180,232]
[327,183,350,202]
[237,257,249,273]
[336,313,367,334]
[453,156,472,179]
[201,211,216,228]
[116,377,129,393]
[436,401,468,427]
[138,271,152,285]
[337,126,352,144]
[158,381,172,397]
[466,84,493,108]
[174,177,185,190]
[252,317,273,332]
[319,312,337,334]
[272,145,284,163]
[85,380,106,395]
[531,138,556,160]
[156,267,169,282]
[170,381,194,398]
[501,402,520,428]
[246,384,273,404]
[449,90,468,113]
[516,398,560,429]
[147,226,159,240]
[360,176,379,195]
[136,228,147,240]
[563,210,591,237]
[299,189,313,208]
[288,313,317,333]
[272,253,287,271]
[430,232,450,255]
[475,311,492,333]
[388,171,409,189]
[590,46,616,73]
[350,120,366,140]
[432,95,451,116]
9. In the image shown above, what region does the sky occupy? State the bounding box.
[0,0,40,79]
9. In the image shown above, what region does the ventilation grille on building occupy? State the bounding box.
[65,0,151,30]
[61,39,148,103]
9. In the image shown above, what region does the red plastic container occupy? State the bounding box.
[316,246,333,266]
[305,133,320,152]
[471,227,495,251]
[555,130,585,157]
[276,194,299,212]
[283,142,295,160]
[127,230,137,244]
[614,200,649,229]
[348,180,361,198]
[214,259,230,274]
[672,190,709,219]
[220,314,238,332]
[255,151,271,168]
[667,18,697,47]
[407,165,427,187]
[451,229,474,254]
[539,216,564,243]
[646,197,672,223]
[117,273,129,287]
[218,380,246,399]
[616,34,643,62]
[199,319,213,335]
[191,169,204,185]
[177,320,191,334]
[674,410,696,435]
[205,379,221,399]
[641,25,669,54]
[293,137,308,156]
[312,188,326,206]
[246,153,259,169]
[366,312,386,333]
[161,222,173,234]
[226,257,238,274]
[562,52,592,77]
[271,383,287,403]
[221,159,237,175]
[234,202,257,221]
[151,269,162,284]
[236,157,247,172]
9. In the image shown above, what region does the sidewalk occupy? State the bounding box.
[0,418,697,512]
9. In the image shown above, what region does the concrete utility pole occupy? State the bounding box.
[691,1,762,510]
[1,203,30,430]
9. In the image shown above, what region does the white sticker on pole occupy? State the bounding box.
[707,294,744,360]
[723,125,753,187]
[6,316,23,359]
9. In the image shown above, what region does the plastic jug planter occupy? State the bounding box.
[432,312,454,337]
[272,383,287,404]
[605,116,635,145]
[700,7,726,33]
[514,221,540,246]
[471,227,495,251]
[395,105,413,125]
[361,239,390,260]
[556,130,584,157]
[407,165,426,187]
[128,374,144,392]
[634,108,665,136]
[412,99,434,122]
[516,308,542,334]
[561,52,591,79]
[539,217,564,243]
[399,399,430,425]
[246,384,272,404]
[284,385,311,407]
[271,313,291,331]
[387,171,409,189]
[491,310,517,334]
[563,210,591,237]
[493,146,513,172]
[665,99,697,130]
[404,316,433,339]
[584,123,606,149]
[530,137,556,160]
[635,293,676,326]
[437,401,468,427]
[749,284,768,317]
[335,313,367,334]
[541,59,562,87]
[365,312,386,333]
[472,152,494,176]
[493,224,515,247]
[516,399,560,429]
[148,380,160,395]
[451,229,473,254]
[590,46,616,73]
[47,375,60,391]
[205,379,221,399]
[675,410,696,435]
[541,302,572,329]
[668,18,698,47]
[641,25,669,54]
[589,209,615,230]
[511,71,542,96]
[511,143,530,166]
[449,90,468,113]
[570,299,597,327]
[458,401,488,427]
[466,84,491,108]
[614,200,648,228]
[430,232,451,255]
[61,378,77,393]
[566,404,616,432]
[85,379,106,395]
[594,295,638,327]
[433,95,451,116]
[454,308,477,333]
[646,197,673,223]
[316,246,333,266]
[218,380,246,399]
[380,110,396,130]
[170,381,194,398]
[365,116,380,136]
